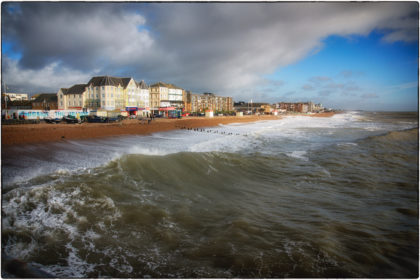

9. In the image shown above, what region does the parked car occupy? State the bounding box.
[44,117,62,124]
[86,115,107,123]
[63,115,80,124]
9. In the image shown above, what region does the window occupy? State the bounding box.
[102,94,105,98]
[96,94,98,98]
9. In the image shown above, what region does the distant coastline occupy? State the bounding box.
[1,112,335,146]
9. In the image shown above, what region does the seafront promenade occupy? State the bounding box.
[1,112,334,146]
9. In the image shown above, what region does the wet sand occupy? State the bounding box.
[309,112,335,118]
[2,115,277,146]
[2,112,335,146]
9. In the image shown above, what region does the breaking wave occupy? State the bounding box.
[2,111,418,278]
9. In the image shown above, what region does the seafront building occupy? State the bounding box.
[275,102,324,113]
[54,75,233,117]
[137,80,150,111]
[191,93,233,113]
[149,82,184,115]
[183,90,192,112]
[149,82,167,111]
[58,84,86,110]
[57,76,151,116]
[233,101,325,114]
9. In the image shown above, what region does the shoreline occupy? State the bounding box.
[1,112,335,146]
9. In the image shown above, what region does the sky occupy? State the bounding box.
[1,1,418,111]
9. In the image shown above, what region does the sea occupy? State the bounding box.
[1,111,418,278]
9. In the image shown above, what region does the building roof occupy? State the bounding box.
[66,84,87,95]
[32,93,57,103]
[150,81,183,90]
[121,78,132,88]
[87,76,134,89]
[167,83,183,90]
[137,80,149,89]
[150,81,168,88]
[59,88,68,94]
[31,94,41,100]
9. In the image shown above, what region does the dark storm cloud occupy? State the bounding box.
[3,2,152,71]
[2,2,418,96]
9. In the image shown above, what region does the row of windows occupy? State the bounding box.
[68,94,82,100]
[68,101,82,106]
[102,101,115,106]
[87,87,149,95]
[61,100,152,109]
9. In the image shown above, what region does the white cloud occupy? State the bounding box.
[2,2,418,99]
[2,57,92,93]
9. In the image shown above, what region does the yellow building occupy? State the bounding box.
[57,76,150,116]
[149,82,168,113]
[57,84,87,110]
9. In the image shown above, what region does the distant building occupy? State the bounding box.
[275,102,324,113]
[31,93,58,110]
[234,102,270,114]
[2,94,32,109]
[4,93,29,101]
[261,104,273,114]
[190,92,233,113]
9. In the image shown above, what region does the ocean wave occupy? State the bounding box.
[286,150,309,161]
[375,127,418,141]
[2,111,418,278]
